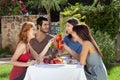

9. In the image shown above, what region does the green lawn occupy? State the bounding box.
[108,65,120,80]
[0,64,12,80]
[0,64,120,80]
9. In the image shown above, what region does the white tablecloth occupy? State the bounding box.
[24,64,87,80]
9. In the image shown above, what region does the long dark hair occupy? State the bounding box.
[73,24,102,56]
[66,17,79,39]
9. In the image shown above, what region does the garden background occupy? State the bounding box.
[0,0,120,80]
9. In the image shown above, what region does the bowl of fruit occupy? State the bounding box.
[43,55,67,64]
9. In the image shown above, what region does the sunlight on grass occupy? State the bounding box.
[108,65,120,80]
[0,64,12,80]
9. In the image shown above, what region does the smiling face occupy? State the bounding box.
[65,22,74,34]
[19,22,36,44]
[28,27,36,38]
[27,23,36,39]
[71,31,80,42]
[40,21,49,33]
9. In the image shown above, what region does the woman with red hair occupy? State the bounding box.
[9,22,36,80]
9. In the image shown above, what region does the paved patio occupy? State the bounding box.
[0,57,11,64]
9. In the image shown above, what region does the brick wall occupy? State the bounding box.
[1,15,42,52]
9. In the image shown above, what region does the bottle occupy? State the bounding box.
[56,34,64,50]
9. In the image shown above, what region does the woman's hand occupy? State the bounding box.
[28,60,36,66]
[48,38,56,46]
[63,43,80,60]
[39,38,56,58]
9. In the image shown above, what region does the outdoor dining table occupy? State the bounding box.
[24,63,87,80]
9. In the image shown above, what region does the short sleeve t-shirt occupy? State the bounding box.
[30,34,54,56]
[63,36,82,54]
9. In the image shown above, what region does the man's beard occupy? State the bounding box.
[40,28,48,33]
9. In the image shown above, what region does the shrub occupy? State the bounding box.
[86,0,120,39]
[92,30,115,66]
[0,0,22,16]
[61,0,120,39]
[0,47,11,58]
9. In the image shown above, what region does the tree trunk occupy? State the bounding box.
[0,16,1,48]
[48,13,52,34]
[116,34,120,60]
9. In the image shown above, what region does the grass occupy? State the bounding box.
[0,64,120,80]
[0,64,12,80]
[108,64,120,80]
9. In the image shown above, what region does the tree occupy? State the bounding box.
[32,0,66,33]
[0,0,22,16]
